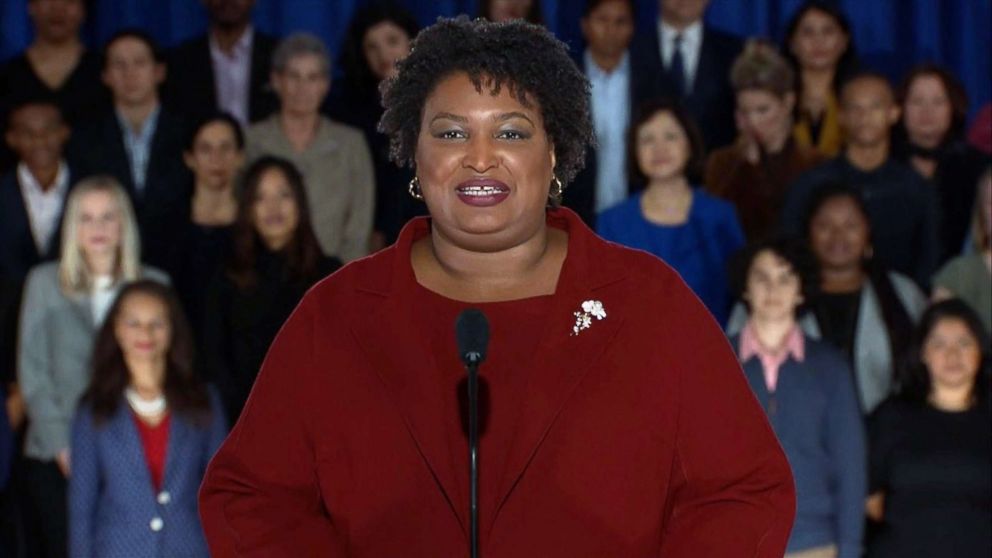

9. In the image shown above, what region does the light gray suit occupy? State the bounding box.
[17,262,169,460]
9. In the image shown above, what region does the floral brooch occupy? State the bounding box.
[571,300,607,336]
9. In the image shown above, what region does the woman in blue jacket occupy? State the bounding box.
[69,280,226,558]
[597,98,744,324]
[728,237,866,558]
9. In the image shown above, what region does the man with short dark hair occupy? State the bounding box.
[567,0,639,226]
[68,30,191,269]
[0,99,75,558]
[781,73,941,287]
[165,0,278,125]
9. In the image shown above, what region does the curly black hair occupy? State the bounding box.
[378,16,593,186]
[728,235,820,317]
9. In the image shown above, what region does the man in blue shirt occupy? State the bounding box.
[567,0,636,226]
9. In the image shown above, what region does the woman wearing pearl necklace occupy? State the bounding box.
[68,280,226,558]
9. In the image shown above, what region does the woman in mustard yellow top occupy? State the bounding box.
[783,1,859,156]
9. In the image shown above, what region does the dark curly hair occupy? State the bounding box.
[729,236,819,317]
[378,16,593,187]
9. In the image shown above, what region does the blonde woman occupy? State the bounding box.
[17,175,167,558]
[705,40,825,242]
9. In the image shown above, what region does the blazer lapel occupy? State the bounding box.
[162,412,192,490]
[111,403,159,503]
[104,116,136,197]
[487,216,626,535]
[348,236,467,538]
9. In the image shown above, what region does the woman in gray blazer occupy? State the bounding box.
[17,176,168,558]
[731,183,927,414]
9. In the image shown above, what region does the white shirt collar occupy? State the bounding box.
[584,49,630,80]
[209,25,254,59]
[659,19,703,47]
[17,161,69,198]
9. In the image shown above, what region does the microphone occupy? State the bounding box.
[456,309,489,366]
[455,309,489,558]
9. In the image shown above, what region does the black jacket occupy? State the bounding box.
[630,23,743,152]
[66,106,192,269]
[164,31,279,124]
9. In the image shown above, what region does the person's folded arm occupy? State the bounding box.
[657,277,796,557]
[199,298,346,558]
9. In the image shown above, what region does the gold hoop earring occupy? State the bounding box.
[408,176,424,200]
[549,174,564,202]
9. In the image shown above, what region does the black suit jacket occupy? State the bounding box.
[631,24,742,152]
[0,169,74,382]
[564,50,650,228]
[67,107,192,269]
[165,31,278,123]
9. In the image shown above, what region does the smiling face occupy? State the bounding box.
[635,110,690,183]
[5,103,69,176]
[363,21,412,82]
[251,168,300,250]
[76,189,123,262]
[903,74,953,149]
[115,292,171,366]
[808,194,870,273]
[789,8,848,73]
[415,72,555,252]
[745,249,803,323]
[184,120,244,191]
[923,318,982,395]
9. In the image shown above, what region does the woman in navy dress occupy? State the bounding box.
[598,98,745,324]
[69,280,227,558]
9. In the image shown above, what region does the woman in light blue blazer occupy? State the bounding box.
[69,280,226,558]
[18,176,168,558]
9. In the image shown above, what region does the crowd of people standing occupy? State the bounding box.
[0,0,988,557]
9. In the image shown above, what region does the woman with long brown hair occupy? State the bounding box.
[202,156,340,425]
[69,280,225,558]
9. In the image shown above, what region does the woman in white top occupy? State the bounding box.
[17,175,167,558]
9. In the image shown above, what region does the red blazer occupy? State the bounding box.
[199,208,795,557]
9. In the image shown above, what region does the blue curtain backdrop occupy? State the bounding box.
[1,0,989,116]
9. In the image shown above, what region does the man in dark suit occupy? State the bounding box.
[631,0,742,153]
[165,0,278,125]
[0,100,75,459]
[67,30,191,270]
[566,0,639,227]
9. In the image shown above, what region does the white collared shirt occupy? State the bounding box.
[210,26,254,125]
[585,49,631,213]
[657,19,703,93]
[91,275,117,325]
[17,161,70,254]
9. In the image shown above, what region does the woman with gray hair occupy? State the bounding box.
[245,33,375,262]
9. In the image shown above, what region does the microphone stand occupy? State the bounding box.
[464,353,481,558]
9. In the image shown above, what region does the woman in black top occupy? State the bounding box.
[0,0,108,171]
[169,113,244,347]
[894,64,991,263]
[867,299,991,558]
[331,3,424,249]
[803,183,927,412]
[202,157,340,425]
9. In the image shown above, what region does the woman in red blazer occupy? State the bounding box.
[199,17,796,557]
